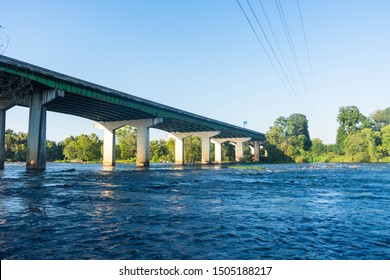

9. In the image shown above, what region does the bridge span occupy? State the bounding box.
[0,55,265,170]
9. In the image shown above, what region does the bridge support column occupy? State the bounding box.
[0,99,20,170]
[94,121,127,166]
[102,128,116,166]
[95,118,162,167]
[211,139,225,164]
[211,137,251,162]
[232,138,251,161]
[169,131,220,164]
[253,141,260,162]
[27,89,64,170]
[200,131,220,164]
[168,132,191,165]
[0,110,6,170]
[126,119,162,167]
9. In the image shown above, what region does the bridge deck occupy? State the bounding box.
[0,55,264,141]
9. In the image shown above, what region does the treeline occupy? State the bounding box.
[4,126,253,163]
[5,106,389,164]
[266,106,390,163]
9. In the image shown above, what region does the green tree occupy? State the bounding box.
[62,136,77,160]
[221,142,235,162]
[266,113,311,162]
[310,138,327,156]
[165,138,175,162]
[336,106,371,153]
[337,106,366,134]
[75,133,102,161]
[4,130,28,161]
[116,126,137,160]
[150,139,170,162]
[371,107,390,130]
[5,130,64,162]
[46,140,64,161]
[184,136,201,163]
[62,134,102,161]
[378,125,390,159]
[286,113,312,150]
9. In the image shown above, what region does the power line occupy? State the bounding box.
[275,0,314,109]
[296,0,327,140]
[245,0,306,111]
[258,0,298,94]
[296,0,321,108]
[235,0,302,111]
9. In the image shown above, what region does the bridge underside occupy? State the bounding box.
[0,55,265,169]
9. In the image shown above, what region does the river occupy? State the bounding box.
[0,162,389,259]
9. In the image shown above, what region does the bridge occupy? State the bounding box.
[0,55,265,170]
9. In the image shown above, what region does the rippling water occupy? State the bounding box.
[0,162,389,259]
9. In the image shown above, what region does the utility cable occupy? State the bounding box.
[245,0,306,112]
[235,0,302,111]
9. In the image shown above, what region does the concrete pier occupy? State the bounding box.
[253,141,260,162]
[210,139,224,164]
[95,118,162,167]
[0,110,6,170]
[0,97,19,170]
[169,131,220,165]
[211,137,251,163]
[94,121,126,166]
[168,132,192,165]
[26,89,64,170]
[127,119,162,167]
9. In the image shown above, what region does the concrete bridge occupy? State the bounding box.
[0,55,265,170]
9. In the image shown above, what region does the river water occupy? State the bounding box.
[0,162,389,260]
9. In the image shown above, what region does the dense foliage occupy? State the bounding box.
[4,106,390,164]
[5,129,63,162]
[62,133,102,162]
[266,106,390,163]
[266,113,311,163]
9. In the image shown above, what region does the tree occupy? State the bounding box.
[46,140,64,161]
[378,125,390,158]
[150,139,170,162]
[222,142,235,162]
[4,130,28,161]
[75,134,102,161]
[337,106,366,134]
[116,126,137,160]
[165,138,175,162]
[5,130,64,162]
[184,136,201,163]
[62,134,102,161]
[286,113,312,150]
[371,107,390,130]
[266,113,312,162]
[343,128,378,162]
[336,106,371,153]
[310,138,327,156]
[62,136,77,160]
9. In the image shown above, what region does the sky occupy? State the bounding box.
[1,0,389,144]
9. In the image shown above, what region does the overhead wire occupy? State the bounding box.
[236,0,326,136]
[276,0,323,121]
[257,0,299,95]
[235,0,300,110]
[296,0,327,140]
[244,0,307,112]
[274,0,316,110]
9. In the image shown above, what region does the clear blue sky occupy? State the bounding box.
[1,0,389,143]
